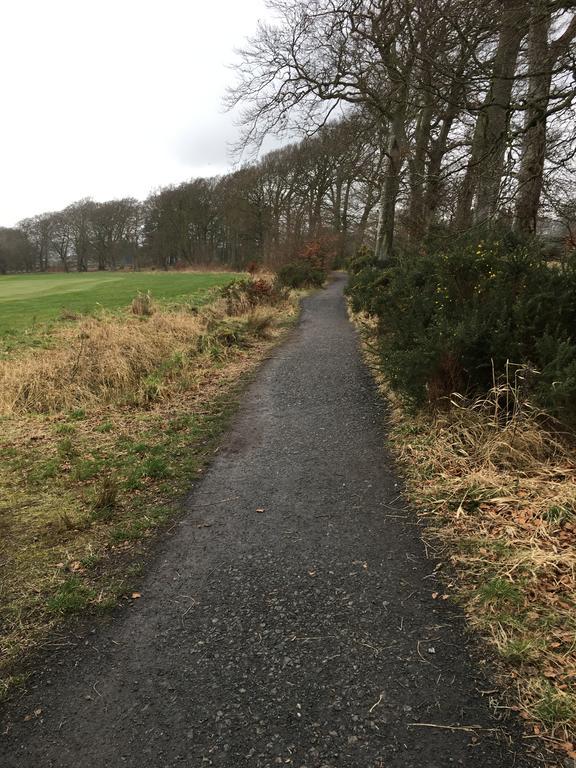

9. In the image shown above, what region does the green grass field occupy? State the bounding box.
[0,271,240,340]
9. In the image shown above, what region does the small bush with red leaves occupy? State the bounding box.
[298,234,339,271]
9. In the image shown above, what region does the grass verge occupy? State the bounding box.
[0,270,240,347]
[355,315,576,759]
[0,279,297,699]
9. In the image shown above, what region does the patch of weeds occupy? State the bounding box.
[491,611,529,631]
[459,537,511,558]
[80,552,101,569]
[487,539,512,557]
[72,458,104,481]
[0,674,28,703]
[533,683,576,730]
[166,414,196,434]
[159,351,184,374]
[141,456,170,479]
[110,520,149,542]
[90,475,119,521]
[541,504,575,524]
[124,473,144,491]
[417,461,436,480]
[393,422,426,437]
[57,437,76,460]
[96,421,114,433]
[55,423,76,435]
[477,577,523,607]
[109,506,171,544]
[448,483,501,514]
[57,510,80,531]
[141,374,164,403]
[500,638,539,664]
[128,442,151,456]
[93,595,118,613]
[29,458,60,482]
[46,577,96,615]
[131,290,154,316]
[68,408,86,421]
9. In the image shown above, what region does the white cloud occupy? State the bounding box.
[0,0,269,225]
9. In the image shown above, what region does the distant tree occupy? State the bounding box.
[0,227,35,273]
[18,214,54,272]
[65,199,95,271]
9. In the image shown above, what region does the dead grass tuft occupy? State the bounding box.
[131,290,155,316]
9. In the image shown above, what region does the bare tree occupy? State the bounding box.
[515,5,576,233]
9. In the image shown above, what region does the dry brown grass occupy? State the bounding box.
[356,316,576,756]
[131,290,155,316]
[0,278,297,695]
[0,291,287,415]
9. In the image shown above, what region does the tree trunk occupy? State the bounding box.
[407,66,433,241]
[455,0,527,229]
[515,8,551,234]
[515,9,576,234]
[375,113,404,264]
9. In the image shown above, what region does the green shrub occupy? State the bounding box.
[347,232,576,424]
[276,261,325,289]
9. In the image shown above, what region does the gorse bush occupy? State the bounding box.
[276,261,325,289]
[347,232,576,425]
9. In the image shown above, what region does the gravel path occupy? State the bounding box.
[0,275,537,767]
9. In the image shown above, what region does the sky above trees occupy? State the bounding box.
[0,0,269,226]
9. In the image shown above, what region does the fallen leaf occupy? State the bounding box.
[255,508,265,514]
[131,592,142,599]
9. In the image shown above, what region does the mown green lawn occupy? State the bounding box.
[0,271,240,340]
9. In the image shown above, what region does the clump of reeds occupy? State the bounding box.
[131,291,154,317]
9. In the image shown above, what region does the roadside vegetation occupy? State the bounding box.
[2,0,575,757]
[348,237,576,754]
[0,271,238,354]
[0,273,299,697]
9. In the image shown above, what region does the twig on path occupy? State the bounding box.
[369,693,384,713]
[190,496,240,509]
[407,723,500,733]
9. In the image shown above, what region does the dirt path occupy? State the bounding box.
[0,275,536,767]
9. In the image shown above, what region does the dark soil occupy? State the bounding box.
[0,275,548,767]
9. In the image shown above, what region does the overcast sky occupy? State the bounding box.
[0,0,270,227]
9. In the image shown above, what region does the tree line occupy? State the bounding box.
[230,0,576,262]
[0,116,384,274]
[2,2,574,275]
